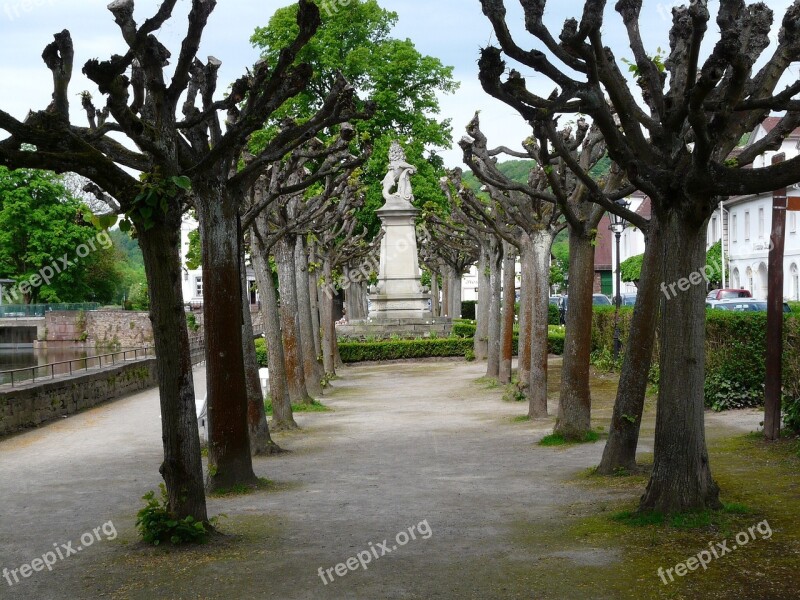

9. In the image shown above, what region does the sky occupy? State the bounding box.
[0,0,796,168]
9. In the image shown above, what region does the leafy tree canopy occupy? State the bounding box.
[0,167,123,304]
[251,0,458,235]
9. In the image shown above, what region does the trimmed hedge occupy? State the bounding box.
[339,338,473,362]
[338,329,566,363]
[591,306,800,418]
[461,300,477,320]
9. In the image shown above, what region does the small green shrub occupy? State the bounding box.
[783,396,800,434]
[136,484,210,546]
[464,348,476,362]
[264,397,330,415]
[461,300,477,320]
[254,338,268,367]
[705,374,763,411]
[548,303,560,326]
[186,312,200,332]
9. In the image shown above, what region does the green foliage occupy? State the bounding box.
[464,347,476,362]
[461,160,535,192]
[461,300,477,320]
[186,312,200,332]
[783,396,800,434]
[251,0,457,237]
[264,397,330,415]
[136,484,210,546]
[620,254,644,284]
[548,303,560,326]
[123,172,190,232]
[0,167,124,304]
[592,307,800,411]
[539,430,600,446]
[549,261,566,288]
[185,229,202,270]
[621,48,666,78]
[128,282,150,311]
[254,338,268,368]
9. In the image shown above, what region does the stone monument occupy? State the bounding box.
[368,141,431,320]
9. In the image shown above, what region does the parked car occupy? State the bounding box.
[706,288,752,301]
[706,299,791,312]
[558,294,613,324]
[620,293,637,306]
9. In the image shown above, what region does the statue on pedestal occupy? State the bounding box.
[381,141,416,207]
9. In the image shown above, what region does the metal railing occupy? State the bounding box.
[0,303,101,318]
[0,347,154,388]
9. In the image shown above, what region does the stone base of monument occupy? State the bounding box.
[337,316,453,340]
[367,292,432,320]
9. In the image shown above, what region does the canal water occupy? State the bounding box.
[0,347,132,385]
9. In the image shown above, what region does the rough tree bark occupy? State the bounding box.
[295,236,324,396]
[528,229,554,418]
[195,182,257,491]
[251,230,298,431]
[486,236,504,379]
[598,221,663,474]
[475,246,490,361]
[639,211,721,513]
[138,217,208,521]
[275,234,314,405]
[555,228,596,438]
[499,242,516,384]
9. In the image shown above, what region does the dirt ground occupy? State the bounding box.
[1,358,790,600]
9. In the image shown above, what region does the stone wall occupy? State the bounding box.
[0,358,157,437]
[337,317,452,340]
[41,310,207,349]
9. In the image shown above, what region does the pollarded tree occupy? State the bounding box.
[480,0,800,512]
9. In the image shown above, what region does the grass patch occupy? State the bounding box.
[539,430,601,446]
[611,502,756,531]
[264,397,331,416]
[210,477,274,498]
[511,415,531,423]
[475,376,500,389]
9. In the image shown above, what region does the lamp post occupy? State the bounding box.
[610,200,630,360]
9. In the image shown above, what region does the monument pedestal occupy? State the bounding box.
[368,203,431,320]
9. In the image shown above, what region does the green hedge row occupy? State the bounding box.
[591,306,800,422]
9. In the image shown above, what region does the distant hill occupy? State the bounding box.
[461,159,535,192]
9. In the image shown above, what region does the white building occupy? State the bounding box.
[723,118,800,300]
[612,191,650,296]
[614,118,800,301]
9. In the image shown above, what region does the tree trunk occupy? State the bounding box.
[442,274,450,317]
[137,217,207,522]
[555,227,595,439]
[598,220,663,474]
[449,267,462,318]
[251,231,297,431]
[275,235,314,405]
[486,238,503,379]
[240,243,281,457]
[295,236,324,396]
[195,186,256,491]
[320,258,337,376]
[516,234,534,401]
[430,269,440,317]
[528,230,553,419]
[639,211,721,514]
[475,246,490,360]
[499,242,516,384]
[308,243,322,359]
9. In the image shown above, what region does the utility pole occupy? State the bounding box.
[764,153,786,442]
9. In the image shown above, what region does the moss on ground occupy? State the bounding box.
[502,432,800,599]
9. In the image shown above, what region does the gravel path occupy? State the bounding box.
[0,360,763,599]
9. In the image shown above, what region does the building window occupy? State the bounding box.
[195,277,203,297]
[790,211,797,234]
[744,211,750,240]
[711,216,718,243]
[758,207,765,238]
[732,214,738,243]
[746,267,753,293]
[732,268,740,289]
[792,264,799,301]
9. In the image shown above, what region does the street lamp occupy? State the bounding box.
[609,199,630,360]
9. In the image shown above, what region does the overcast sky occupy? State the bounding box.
[0,0,795,168]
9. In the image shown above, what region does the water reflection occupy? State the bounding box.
[0,347,141,385]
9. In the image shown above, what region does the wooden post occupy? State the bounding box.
[764,153,786,442]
